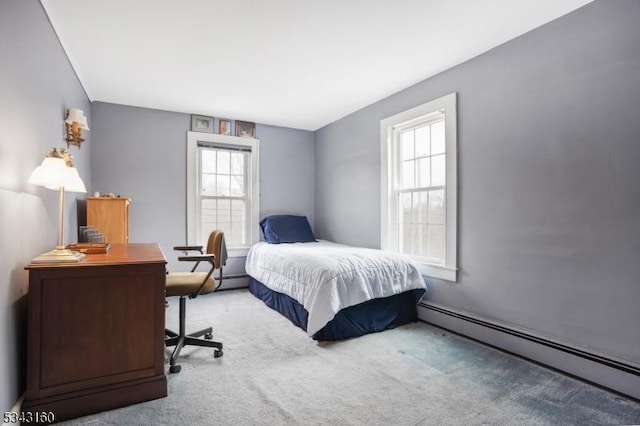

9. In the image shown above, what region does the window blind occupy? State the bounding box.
[197,141,252,152]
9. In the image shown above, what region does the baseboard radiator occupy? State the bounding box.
[216,273,249,291]
[417,302,640,401]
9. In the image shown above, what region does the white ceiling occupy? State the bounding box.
[42,0,592,131]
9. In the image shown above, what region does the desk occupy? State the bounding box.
[23,244,168,423]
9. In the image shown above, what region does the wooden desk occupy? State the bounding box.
[23,244,168,423]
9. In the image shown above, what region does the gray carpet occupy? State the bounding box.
[60,289,640,425]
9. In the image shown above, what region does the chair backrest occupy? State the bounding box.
[205,230,227,270]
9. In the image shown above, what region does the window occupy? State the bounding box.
[380,93,457,281]
[187,131,259,257]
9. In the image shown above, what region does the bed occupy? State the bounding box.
[245,215,427,341]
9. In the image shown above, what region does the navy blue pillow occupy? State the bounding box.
[260,215,317,244]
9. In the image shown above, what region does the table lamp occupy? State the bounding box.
[28,147,87,263]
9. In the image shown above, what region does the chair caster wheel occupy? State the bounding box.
[169,364,181,373]
[214,350,223,358]
[204,332,213,340]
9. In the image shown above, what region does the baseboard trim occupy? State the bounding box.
[418,302,640,401]
[217,275,249,291]
[4,394,25,423]
[218,273,249,280]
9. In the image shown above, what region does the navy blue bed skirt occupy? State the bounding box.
[248,277,425,341]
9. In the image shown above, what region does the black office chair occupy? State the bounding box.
[165,230,227,373]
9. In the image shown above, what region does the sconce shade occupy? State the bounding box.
[65,108,90,129]
[77,114,89,130]
[65,108,90,148]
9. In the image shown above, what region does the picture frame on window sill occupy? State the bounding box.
[235,120,256,138]
[218,119,232,136]
[191,115,214,133]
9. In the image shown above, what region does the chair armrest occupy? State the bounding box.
[174,245,203,252]
[177,254,215,262]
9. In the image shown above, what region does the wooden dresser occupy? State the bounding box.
[23,244,168,423]
[86,197,130,243]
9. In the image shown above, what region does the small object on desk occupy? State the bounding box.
[66,242,111,254]
[79,226,105,243]
[88,234,105,243]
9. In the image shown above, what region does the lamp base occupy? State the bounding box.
[30,247,86,264]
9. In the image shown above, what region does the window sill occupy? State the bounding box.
[415,261,457,282]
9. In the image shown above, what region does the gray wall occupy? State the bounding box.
[91,102,315,274]
[2,0,637,412]
[0,0,91,411]
[315,0,640,366]
[258,124,315,225]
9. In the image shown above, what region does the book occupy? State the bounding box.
[66,243,111,254]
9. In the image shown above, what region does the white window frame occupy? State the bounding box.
[380,93,457,282]
[187,131,259,257]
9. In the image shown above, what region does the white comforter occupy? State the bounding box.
[245,240,427,336]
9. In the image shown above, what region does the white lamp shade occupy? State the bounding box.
[28,156,87,193]
[28,156,68,187]
[46,166,87,193]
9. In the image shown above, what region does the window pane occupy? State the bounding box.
[201,199,217,223]
[201,174,216,195]
[431,120,445,155]
[401,130,414,160]
[231,152,244,175]
[230,223,244,246]
[231,200,245,222]
[417,191,429,223]
[401,222,413,254]
[230,175,244,196]
[399,192,411,226]
[428,225,445,262]
[417,157,430,188]
[217,222,231,241]
[415,224,429,257]
[412,192,421,224]
[201,199,217,244]
[402,160,415,189]
[415,125,430,158]
[428,190,444,224]
[216,174,230,196]
[217,199,231,222]
[431,154,446,186]
[217,151,230,174]
[200,229,211,246]
[202,150,216,173]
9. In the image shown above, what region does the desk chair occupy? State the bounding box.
[165,230,227,373]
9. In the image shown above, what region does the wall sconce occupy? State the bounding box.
[65,108,90,148]
[28,147,87,263]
